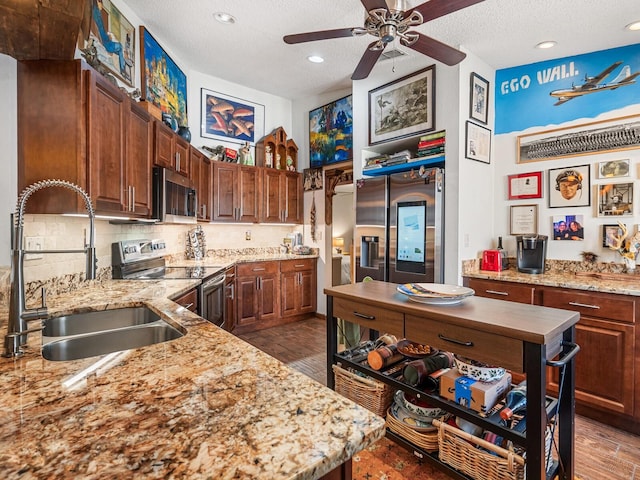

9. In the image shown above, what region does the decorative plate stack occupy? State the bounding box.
[396,283,475,305]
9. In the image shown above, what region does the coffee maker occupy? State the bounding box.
[516,235,548,274]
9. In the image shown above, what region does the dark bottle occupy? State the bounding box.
[497,236,508,270]
[500,380,527,421]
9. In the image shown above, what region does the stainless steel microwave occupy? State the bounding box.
[152,167,197,224]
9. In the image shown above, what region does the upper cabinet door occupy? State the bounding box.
[126,102,153,216]
[87,71,126,214]
[262,168,283,223]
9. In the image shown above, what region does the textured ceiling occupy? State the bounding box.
[124,0,640,100]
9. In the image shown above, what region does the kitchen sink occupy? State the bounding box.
[43,307,163,337]
[42,321,185,361]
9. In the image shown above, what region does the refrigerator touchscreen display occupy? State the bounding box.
[396,201,426,274]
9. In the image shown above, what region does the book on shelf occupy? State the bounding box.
[419,130,446,142]
[418,137,446,149]
[417,146,445,157]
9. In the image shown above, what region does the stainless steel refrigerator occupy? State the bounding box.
[355,167,444,284]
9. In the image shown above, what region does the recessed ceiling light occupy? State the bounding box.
[626,21,640,31]
[213,12,236,24]
[307,55,324,63]
[535,41,557,49]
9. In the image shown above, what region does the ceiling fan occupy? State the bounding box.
[284,0,484,80]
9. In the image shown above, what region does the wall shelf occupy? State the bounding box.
[363,155,445,176]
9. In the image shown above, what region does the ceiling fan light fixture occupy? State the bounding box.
[625,20,640,31]
[379,24,397,43]
[213,12,236,25]
[535,40,557,49]
[307,55,324,63]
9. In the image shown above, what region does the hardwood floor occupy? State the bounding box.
[238,316,640,480]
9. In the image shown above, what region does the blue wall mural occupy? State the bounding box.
[495,43,640,135]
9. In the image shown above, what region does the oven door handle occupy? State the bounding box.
[202,273,226,289]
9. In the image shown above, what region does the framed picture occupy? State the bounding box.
[548,164,590,208]
[368,65,435,146]
[597,182,634,217]
[469,72,489,124]
[200,88,265,145]
[517,114,640,163]
[552,214,585,241]
[603,224,626,247]
[508,171,543,200]
[510,204,538,235]
[309,94,353,167]
[465,121,491,164]
[140,27,188,127]
[598,159,630,178]
[85,0,135,87]
[303,168,323,191]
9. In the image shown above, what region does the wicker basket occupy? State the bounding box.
[433,418,552,480]
[385,407,440,452]
[332,364,394,417]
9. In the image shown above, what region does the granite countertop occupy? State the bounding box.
[463,262,640,296]
[167,253,319,269]
[0,279,385,479]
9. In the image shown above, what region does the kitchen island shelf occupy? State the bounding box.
[325,281,579,480]
[334,354,559,446]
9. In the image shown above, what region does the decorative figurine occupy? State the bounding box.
[265,145,274,168]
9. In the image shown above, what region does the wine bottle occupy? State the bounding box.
[497,236,508,270]
[500,380,527,421]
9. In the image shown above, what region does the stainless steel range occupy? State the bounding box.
[112,239,226,327]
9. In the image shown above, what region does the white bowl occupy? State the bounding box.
[394,390,444,419]
[454,355,506,383]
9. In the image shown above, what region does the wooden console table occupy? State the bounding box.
[325,281,580,480]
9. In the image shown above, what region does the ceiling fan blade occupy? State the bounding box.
[405,33,466,66]
[283,28,357,44]
[406,0,485,24]
[361,0,389,12]
[351,42,385,80]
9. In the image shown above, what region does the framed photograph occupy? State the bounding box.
[598,159,630,178]
[368,65,435,146]
[517,114,640,163]
[200,88,265,145]
[548,164,591,208]
[465,121,491,164]
[140,26,188,127]
[510,204,538,235]
[469,72,489,124]
[85,0,135,87]
[309,94,353,167]
[597,182,634,217]
[552,214,585,241]
[508,171,543,199]
[303,168,323,191]
[603,224,626,247]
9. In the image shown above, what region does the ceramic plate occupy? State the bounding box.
[397,283,475,299]
[390,401,437,432]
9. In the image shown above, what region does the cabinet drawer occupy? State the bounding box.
[173,288,198,312]
[236,261,279,276]
[542,288,635,323]
[405,315,523,372]
[466,278,536,304]
[280,258,315,272]
[332,297,404,338]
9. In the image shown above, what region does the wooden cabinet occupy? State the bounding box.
[464,275,640,434]
[262,169,303,224]
[464,278,538,304]
[255,126,297,170]
[541,288,637,427]
[190,148,212,221]
[280,258,317,318]
[234,261,279,334]
[17,60,152,217]
[153,120,190,177]
[224,266,236,332]
[212,162,260,223]
[173,288,198,313]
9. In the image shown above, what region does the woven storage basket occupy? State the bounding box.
[385,407,440,452]
[332,364,394,417]
[433,418,553,480]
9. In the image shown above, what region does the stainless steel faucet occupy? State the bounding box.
[3,179,97,357]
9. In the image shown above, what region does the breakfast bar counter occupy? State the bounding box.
[0,279,385,479]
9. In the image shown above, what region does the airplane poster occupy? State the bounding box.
[495,43,640,134]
